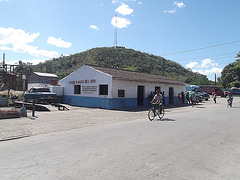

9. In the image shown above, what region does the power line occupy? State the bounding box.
[161,40,240,56]
[176,54,237,63]
[174,51,237,61]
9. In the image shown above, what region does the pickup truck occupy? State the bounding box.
[24,87,57,103]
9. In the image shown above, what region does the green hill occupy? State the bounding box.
[27,46,211,85]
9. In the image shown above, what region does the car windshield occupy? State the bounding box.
[38,88,51,92]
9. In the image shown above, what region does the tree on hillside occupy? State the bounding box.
[219,52,240,88]
[31,47,211,84]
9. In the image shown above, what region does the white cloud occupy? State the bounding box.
[187,58,222,80]
[200,58,218,68]
[112,0,137,3]
[111,16,131,28]
[173,2,186,8]
[138,1,143,5]
[164,9,176,14]
[0,27,59,59]
[193,68,222,75]
[89,25,99,30]
[47,36,72,48]
[0,46,11,50]
[186,61,198,69]
[0,0,9,2]
[115,3,133,15]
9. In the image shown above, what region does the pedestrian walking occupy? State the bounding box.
[191,93,197,107]
[213,93,217,103]
[227,91,233,107]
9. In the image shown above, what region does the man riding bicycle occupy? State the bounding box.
[151,90,163,116]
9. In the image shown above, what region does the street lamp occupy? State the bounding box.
[20,75,27,117]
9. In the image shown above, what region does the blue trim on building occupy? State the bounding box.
[63,95,178,109]
[63,96,111,109]
[111,98,137,109]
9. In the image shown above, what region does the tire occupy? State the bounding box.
[157,108,165,120]
[148,108,155,121]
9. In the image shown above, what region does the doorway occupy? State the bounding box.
[137,86,144,106]
[169,87,174,105]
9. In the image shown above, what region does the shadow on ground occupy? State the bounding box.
[157,118,176,122]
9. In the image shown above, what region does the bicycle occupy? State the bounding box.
[148,103,165,121]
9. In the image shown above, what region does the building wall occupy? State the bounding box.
[111,80,186,109]
[28,73,58,90]
[58,66,113,108]
[28,73,58,84]
[58,66,186,109]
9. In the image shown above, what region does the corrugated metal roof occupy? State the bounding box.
[89,65,186,86]
[33,72,58,78]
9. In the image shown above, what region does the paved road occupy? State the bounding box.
[0,97,240,179]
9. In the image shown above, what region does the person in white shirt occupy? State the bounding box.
[151,90,163,115]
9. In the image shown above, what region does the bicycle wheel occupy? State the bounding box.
[157,107,165,120]
[148,108,155,121]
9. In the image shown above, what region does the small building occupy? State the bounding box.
[28,72,59,90]
[58,65,186,109]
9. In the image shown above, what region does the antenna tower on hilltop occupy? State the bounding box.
[113,13,118,47]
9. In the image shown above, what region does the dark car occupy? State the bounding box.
[202,92,209,101]
[230,88,240,95]
[24,87,57,103]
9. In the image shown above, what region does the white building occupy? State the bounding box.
[58,65,186,109]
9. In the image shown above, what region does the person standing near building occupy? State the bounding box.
[186,92,190,104]
[181,91,185,104]
[178,93,182,105]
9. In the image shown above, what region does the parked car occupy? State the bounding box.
[24,87,57,103]
[202,92,209,101]
[230,88,240,95]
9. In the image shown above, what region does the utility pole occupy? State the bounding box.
[162,58,165,76]
[3,53,5,65]
[215,73,217,86]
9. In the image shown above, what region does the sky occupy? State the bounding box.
[0,0,240,81]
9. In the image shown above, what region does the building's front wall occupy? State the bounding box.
[58,66,113,109]
[111,80,186,109]
[58,66,186,109]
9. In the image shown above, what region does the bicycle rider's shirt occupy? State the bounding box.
[152,94,162,104]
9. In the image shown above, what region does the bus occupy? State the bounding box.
[199,85,224,96]
[186,85,203,102]
[186,85,201,92]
